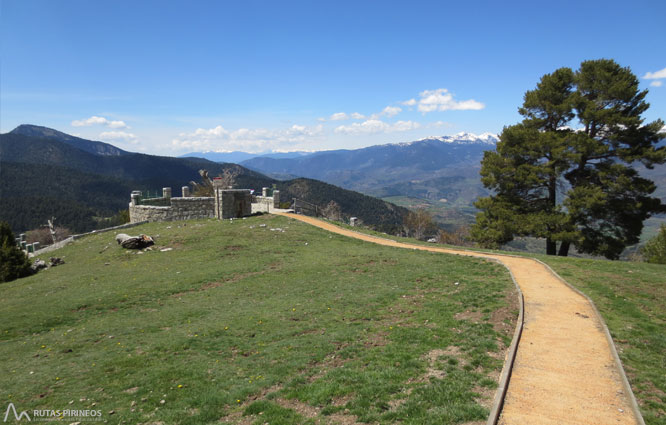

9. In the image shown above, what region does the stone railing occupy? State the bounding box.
[129,197,215,223]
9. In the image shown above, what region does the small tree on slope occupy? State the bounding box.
[471,59,666,259]
[0,221,33,283]
[641,225,666,264]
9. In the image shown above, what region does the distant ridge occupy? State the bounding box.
[180,150,311,163]
[180,133,498,165]
[239,132,500,192]
[10,124,129,156]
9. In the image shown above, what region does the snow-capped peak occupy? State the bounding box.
[415,132,499,145]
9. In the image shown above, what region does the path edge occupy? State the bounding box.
[484,259,524,425]
[533,258,646,425]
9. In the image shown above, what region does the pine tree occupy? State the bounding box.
[472,59,666,259]
[0,221,33,283]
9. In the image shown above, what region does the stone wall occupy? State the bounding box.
[128,186,281,223]
[251,190,281,214]
[129,197,215,223]
[251,196,274,213]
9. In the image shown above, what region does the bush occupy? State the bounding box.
[321,200,342,221]
[25,227,53,246]
[641,225,666,264]
[404,209,438,240]
[438,225,472,247]
[0,221,33,283]
[25,226,71,246]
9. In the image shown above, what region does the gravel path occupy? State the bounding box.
[277,213,640,425]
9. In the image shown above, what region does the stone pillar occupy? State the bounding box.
[213,180,224,219]
[350,217,358,227]
[163,187,172,199]
[262,187,269,197]
[272,190,280,208]
[182,186,190,197]
[131,191,141,206]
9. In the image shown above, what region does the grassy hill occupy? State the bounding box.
[0,215,517,425]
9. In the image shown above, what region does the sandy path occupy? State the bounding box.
[276,213,639,425]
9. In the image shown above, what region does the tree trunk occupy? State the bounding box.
[546,238,556,255]
[546,176,558,256]
[558,241,570,257]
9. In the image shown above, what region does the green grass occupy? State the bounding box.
[0,215,517,425]
[327,219,666,425]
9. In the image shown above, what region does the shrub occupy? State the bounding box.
[0,221,33,283]
[404,209,438,240]
[641,225,666,264]
[26,226,71,246]
[321,200,342,221]
[438,225,472,247]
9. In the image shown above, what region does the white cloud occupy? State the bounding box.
[325,112,365,121]
[334,119,420,135]
[172,124,324,153]
[99,131,138,143]
[403,88,484,113]
[391,120,420,132]
[650,80,663,87]
[330,112,349,121]
[381,106,402,117]
[72,115,128,129]
[643,67,666,80]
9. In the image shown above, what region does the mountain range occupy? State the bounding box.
[0,125,407,233]
[184,132,500,227]
[240,132,498,196]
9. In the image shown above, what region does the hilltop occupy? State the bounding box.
[0,215,517,424]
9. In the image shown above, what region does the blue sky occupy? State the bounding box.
[1,0,665,154]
